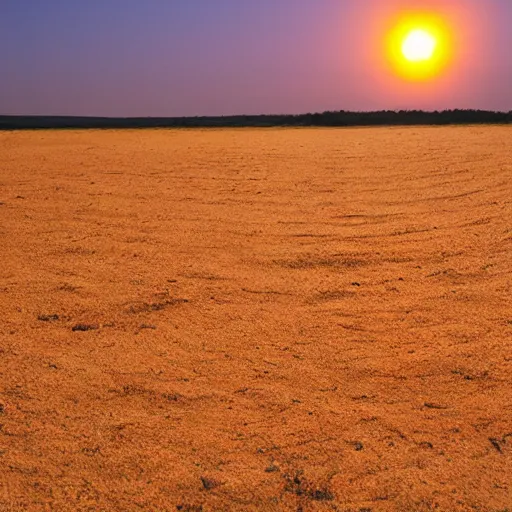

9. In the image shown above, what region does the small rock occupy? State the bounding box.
[310,489,334,501]
[38,314,59,322]
[200,476,220,491]
[424,402,448,410]
[489,437,503,453]
[72,324,99,332]
[265,463,280,473]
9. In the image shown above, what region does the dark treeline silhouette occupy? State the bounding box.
[0,109,511,130]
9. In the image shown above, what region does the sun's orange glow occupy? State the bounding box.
[386,12,453,81]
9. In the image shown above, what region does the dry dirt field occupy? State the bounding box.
[1,127,511,512]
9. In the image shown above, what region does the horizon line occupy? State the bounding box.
[1,108,512,119]
[1,109,510,130]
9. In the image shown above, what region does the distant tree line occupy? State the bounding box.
[0,109,510,130]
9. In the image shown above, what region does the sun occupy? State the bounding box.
[385,12,453,81]
[401,29,437,62]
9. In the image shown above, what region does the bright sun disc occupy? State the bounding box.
[385,12,453,81]
[402,29,436,62]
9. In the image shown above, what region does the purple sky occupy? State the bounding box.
[1,0,511,116]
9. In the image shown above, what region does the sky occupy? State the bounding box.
[1,0,511,116]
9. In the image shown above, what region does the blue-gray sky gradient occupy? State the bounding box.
[1,0,511,116]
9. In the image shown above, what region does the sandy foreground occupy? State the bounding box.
[0,127,511,511]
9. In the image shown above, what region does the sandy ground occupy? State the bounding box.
[0,127,511,511]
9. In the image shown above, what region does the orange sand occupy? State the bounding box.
[1,127,511,511]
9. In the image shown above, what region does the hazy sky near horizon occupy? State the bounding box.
[1,0,511,116]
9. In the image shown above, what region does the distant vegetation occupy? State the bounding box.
[0,109,510,130]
